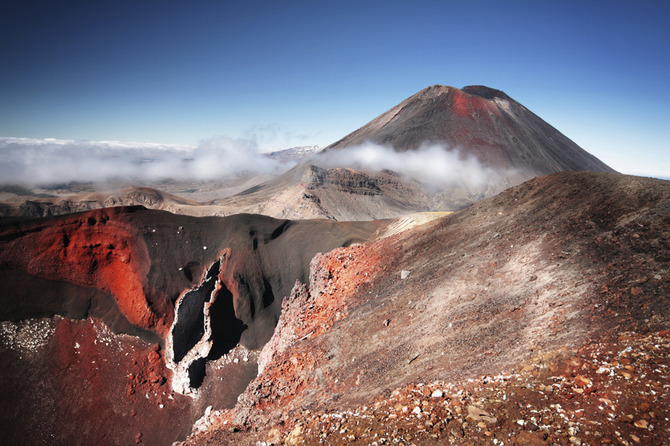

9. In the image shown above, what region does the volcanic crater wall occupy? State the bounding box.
[0,207,383,397]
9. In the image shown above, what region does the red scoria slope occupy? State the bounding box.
[0,207,382,445]
[0,207,164,333]
[182,172,670,445]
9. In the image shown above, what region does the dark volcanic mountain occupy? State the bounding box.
[0,85,615,221]
[327,84,614,176]
[204,85,616,220]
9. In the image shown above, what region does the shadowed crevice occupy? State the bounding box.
[207,283,247,360]
[171,260,220,363]
[188,358,207,389]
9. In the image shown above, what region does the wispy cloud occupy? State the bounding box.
[314,143,501,188]
[0,136,294,185]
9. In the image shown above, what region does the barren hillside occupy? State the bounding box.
[182,172,669,445]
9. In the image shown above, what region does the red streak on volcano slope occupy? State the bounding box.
[0,207,167,334]
[450,87,502,120]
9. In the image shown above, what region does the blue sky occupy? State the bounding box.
[1,0,669,177]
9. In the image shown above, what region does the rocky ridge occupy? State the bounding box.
[181,172,670,445]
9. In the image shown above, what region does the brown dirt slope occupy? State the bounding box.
[183,172,669,445]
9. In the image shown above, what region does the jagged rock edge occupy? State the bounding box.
[166,249,231,395]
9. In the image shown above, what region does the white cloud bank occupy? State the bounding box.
[313,143,499,188]
[0,137,503,191]
[0,136,293,185]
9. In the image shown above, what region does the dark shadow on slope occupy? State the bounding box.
[188,358,207,389]
[0,267,162,345]
[207,282,247,360]
[171,260,220,363]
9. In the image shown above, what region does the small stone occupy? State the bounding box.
[633,419,648,429]
[400,270,411,280]
[574,375,591,388]
[148,371,162,384]
[584,386,597,395]
[431,389,443,398]
[466,405,497,424]
[285,424,303,446]
[631,434,641,443]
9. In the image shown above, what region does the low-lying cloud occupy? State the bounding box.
[1,137,501,191]
[0,136,293,185]
[314,143,499,188]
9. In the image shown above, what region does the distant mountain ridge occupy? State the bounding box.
[264,145,322,163]
[0,85,616,221]
[327,84,614,176]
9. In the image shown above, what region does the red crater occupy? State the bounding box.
[0,207,167,335]
[450,86,502,120]
[0,206,382,444]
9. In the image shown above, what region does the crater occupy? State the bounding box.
[166,251,247,395]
